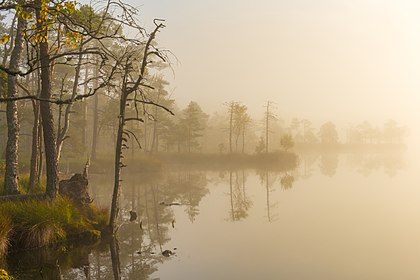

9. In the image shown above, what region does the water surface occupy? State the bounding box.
[7,150,420,280]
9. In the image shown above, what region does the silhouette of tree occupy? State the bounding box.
[319,122,339,144]
[319,153,339,177]
[280,133,294,151]
[178,101,208,152]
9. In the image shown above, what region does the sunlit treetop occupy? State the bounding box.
[0,0,80,47]
[0,33,9,44]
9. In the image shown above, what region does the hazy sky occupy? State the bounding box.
[133,0,419,129]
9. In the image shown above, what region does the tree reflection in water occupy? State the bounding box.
[346,151,405,177]
[4,170,210,279]
[255,170,280,222]
[0,153,357,280]
[7,150,406,279]
[280,173,295,190]
[227,170,253,221]
[70,153,410,278]
[319,153,339,177]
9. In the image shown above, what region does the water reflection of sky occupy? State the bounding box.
[154,153,420,280]
[7,149,420,279]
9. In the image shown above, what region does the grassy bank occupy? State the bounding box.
[0,196,108,259]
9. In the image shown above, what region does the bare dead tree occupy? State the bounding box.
[109,20,174,234]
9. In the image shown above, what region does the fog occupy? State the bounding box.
[2,1,420,279]
[138,0,420,140]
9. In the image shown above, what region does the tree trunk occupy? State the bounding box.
[265,101,269,153]
[151,94,160,153]
[4,16,24,195]
[109,89,127,234]
[36,5,58,198]
[109,237,121,279]
[90,64,100,160]
[109,22,165,235]
[29,101,40,192]
[229,103,233,153]
[130,122,135,158]
[151,119,157,153]
[29,67,42,192]
[37,121,43,187]
[242,124,245,154]
[143,115,148,152]
[56,50,83,161]
[187,126,191,153]
[81,60,89,147]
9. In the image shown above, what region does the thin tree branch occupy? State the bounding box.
[127,98,174,115]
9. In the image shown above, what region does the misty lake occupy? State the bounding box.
[6,149,420,280]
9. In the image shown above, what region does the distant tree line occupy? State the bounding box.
[0,94,407,165]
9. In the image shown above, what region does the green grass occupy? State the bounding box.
[0,173,46,195]
[0,196,108,257]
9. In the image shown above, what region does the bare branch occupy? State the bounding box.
[124,117,144,122]
[125,21,166,95]
[127,98,174,115]
[0,91,95,105]
[123,128,142,149]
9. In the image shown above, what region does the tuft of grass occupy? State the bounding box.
[0,196,108,252]
[85,204,109,231]
[0,216,11,258]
